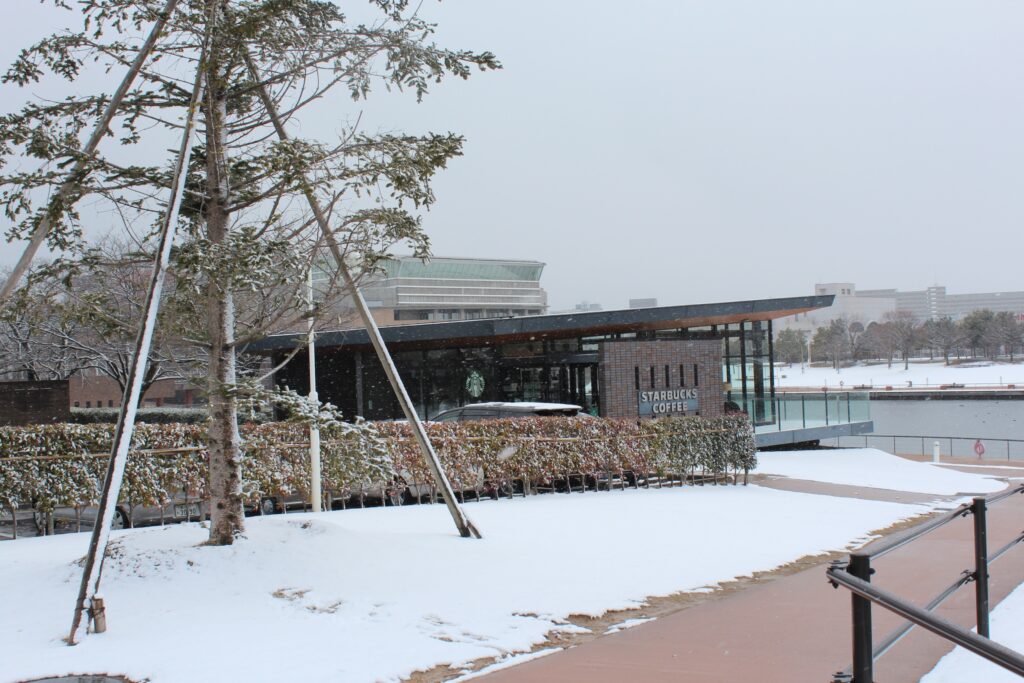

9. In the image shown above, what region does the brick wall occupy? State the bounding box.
[0,380,71,425]
[598,339,723,420]
[68,374,182,408]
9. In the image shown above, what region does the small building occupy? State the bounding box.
[253,294,871,446]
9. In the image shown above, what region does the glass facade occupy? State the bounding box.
[721,320,774,425]
[380,258,545,282]
[755,391,870,434]
[276,322,780,422]
[277,341,599,420]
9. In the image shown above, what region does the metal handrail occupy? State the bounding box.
[826,567,1024,679]
[991,531,1024,564]
[864,503,972,561]
[833,433,1024,462]
[829,484,1024,682]
[866,570,974,665]
[861,433,1024,446]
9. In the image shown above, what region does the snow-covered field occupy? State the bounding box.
[755,449,1006,495]
[921,581,1024,683]
[0,450,1006,683]
[776,360,1024,389]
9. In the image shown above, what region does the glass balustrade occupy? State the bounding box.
[728,391,871,434]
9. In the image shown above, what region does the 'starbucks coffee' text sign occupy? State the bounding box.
[637,388,699,418]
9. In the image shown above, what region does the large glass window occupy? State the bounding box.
[381,258,544,282]
[720,321,774,425]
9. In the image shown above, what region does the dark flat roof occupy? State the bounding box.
[249,294,834,353]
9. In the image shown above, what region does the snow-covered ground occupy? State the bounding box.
[0,450,1006,683]
[755,449,1007,495]
[776,360,1024,389]
[921,580,1024,683]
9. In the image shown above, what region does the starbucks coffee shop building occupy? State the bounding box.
[253,295,862,439]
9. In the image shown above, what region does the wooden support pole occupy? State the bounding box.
[90,596,107,634]
[243,51,480,539]
[67,51,207,646]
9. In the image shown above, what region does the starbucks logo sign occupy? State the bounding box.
[465,370,485,398]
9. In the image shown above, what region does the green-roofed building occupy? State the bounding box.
[343,256,548,325]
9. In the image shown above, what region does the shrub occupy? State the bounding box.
[0,416,756,515]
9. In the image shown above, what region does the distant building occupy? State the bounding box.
[317,256,548,327]
[548,301,603,315]
[776,282,1024,333]
[629,298,658,309]
[775,283,894,333]
[856,285,1024,322]
[67,370,196,409]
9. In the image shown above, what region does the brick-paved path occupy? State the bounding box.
[480,466,1024,683]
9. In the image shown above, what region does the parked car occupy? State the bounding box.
[40,489,208,533]
[429,402,588,422]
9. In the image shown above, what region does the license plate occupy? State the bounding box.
[174,503,201,518]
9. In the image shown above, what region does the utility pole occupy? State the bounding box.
[307,266,322,513]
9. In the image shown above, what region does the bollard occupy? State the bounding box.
[933,441,941,463]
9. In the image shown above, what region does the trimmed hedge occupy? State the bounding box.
[69,407,273,425]
[0,416,756,515]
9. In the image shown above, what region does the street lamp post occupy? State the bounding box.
[307,267,322,513]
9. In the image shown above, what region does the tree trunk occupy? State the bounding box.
[204,3,245,544]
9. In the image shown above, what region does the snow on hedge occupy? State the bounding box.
[754,448,1005,495]
[3,485,931,683]
[0,416,757,514]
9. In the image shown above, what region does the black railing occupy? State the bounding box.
[832,433,1024,461]
[826,484,1024,682]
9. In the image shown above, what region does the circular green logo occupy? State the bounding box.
[465,370,485,398]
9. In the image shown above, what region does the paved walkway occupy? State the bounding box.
[480,468,1024,683]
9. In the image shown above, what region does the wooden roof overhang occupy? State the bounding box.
[249,295,834,355]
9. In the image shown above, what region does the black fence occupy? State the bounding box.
[826,484,1024,682]
[831,433,1024,461]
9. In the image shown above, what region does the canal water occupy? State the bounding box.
[837,397,1024,460]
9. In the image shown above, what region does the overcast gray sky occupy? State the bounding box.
[2,1,1022,311]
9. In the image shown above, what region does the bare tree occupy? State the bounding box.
[0,270,91,381]
[924,316,961,365]
[9,241,205,401]
[858,321,896,367]
[961,309,996,359]
[985,312,1023,362]
[883,311,921,371]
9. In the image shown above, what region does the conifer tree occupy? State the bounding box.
[1,0,497,543]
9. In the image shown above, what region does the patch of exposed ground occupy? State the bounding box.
[751,473,964,504]
[404,509,938,683]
